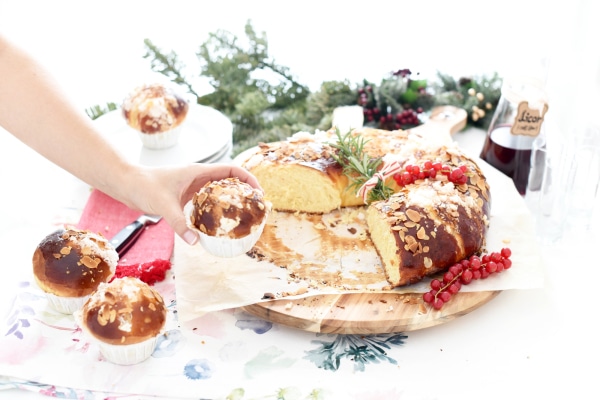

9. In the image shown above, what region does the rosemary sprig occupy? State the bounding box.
[329,129,394,203]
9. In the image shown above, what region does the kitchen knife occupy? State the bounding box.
[110,214,162,257]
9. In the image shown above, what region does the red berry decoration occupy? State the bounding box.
[392,160,472,187]
[422,248,513,310]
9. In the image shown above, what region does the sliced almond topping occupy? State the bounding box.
[408,242,419,253]
[406,209,421,223]
[81,255,100,269]
[417,226,429,240]
[109,309,117,323]
[424,257,433,268]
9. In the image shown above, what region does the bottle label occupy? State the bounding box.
[511,101,548,137]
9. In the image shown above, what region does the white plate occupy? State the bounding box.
[93,104,233,166]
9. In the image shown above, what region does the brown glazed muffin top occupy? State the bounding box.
[32,227,118,298]
[121,83,189,134]
[190,177,270,239]
[80,277,167,345]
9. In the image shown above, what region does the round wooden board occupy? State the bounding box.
[238,104,497,334]
[242,290,501,334]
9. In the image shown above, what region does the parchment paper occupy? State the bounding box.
[175,159,544,321]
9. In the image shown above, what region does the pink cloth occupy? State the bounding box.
[76,189,173,284]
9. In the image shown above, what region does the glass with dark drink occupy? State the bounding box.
[480,125,537,194]
[479,76,548,195]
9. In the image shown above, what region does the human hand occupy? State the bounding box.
[116,163,262,245]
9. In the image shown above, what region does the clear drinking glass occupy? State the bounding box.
[526,123,600,242]
[562,124,600,231]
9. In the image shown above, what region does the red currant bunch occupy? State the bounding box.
[392,161,469,187]
[423,248,513,310]
[395,108,421,128]
[358,85,381,123]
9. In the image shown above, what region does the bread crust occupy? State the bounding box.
[242,127,491,286]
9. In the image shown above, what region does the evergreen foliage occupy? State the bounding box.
[86,21,502,157]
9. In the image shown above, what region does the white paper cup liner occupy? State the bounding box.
[97,336,159,365]
[138,124,183,149]
[198,218,267,258]
[45,293,88,314]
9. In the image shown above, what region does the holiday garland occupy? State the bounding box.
[86,20,502,157]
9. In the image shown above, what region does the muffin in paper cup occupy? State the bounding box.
[187,177,271,258]
[122,83,189,150]
[76,277,167,365]
[32,227,118,315]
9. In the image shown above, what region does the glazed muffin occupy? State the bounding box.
[32,227,118,314]
[77,277,167,365]
[121,83,189,149]
[188,177,271,257]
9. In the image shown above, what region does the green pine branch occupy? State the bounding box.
[84,21,503,158]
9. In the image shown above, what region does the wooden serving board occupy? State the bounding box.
[243,290,501,334]
[236,105,497,334]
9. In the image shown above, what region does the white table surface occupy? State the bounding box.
[0,125,598,400]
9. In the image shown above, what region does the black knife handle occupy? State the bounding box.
[110,220,145,257]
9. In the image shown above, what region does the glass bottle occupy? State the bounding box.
[479,76,549,195]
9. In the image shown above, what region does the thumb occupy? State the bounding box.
[165,209,199,246]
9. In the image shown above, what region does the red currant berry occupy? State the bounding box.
[423,292,434,303]
[490,252,502,263]
[448,283,460,294]
[450,168,464,182]
[443,271,455,283]
[496,261,504,273]
[461,269,473,284]
[449,265,461,276]
[439,291,452,302]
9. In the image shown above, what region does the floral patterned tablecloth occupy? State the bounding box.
[0,222,570,400]
[0,257,414,399]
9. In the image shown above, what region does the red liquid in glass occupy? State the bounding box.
[479,126,535,195]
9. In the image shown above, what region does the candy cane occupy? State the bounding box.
[357,160,403,203]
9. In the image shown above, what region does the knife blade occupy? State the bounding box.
[110,214,162,257]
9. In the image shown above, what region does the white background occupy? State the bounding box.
[1,0,598,137]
